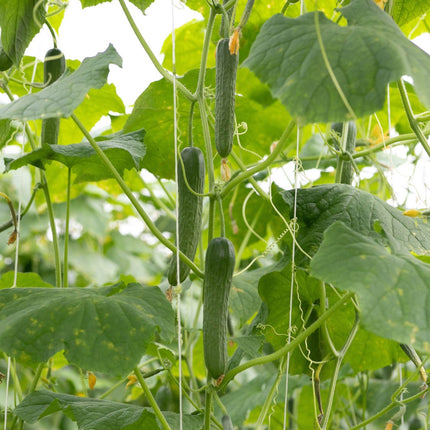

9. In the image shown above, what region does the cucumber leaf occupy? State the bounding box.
[310,221,430,352]
[0,45,122,121]
[14,390,204,430]
[0,283,175,376]
[279,184,430,264]
[243,0,430,123]
[5,129,145,183]
[0,0,45,64]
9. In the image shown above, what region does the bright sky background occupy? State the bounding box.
[18,0,430,209]
[28,0,200,107]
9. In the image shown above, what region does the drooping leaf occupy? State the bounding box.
[5,129,146,183]
[279,184,430,264]
[310,221,430,352]
[0,283,175,375]
[0,45,122,121]
[0,0,45,64]
[14,390,204,430]
[243,0,430,124]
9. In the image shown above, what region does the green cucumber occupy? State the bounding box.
[331,121,357,185]
[167,147,205,285]
[215,38,239,158]
[0,40,13,71]
[222,415,234,430]
[41,48,66,146]
[203,237,235,380]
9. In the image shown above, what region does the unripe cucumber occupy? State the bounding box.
[167,147,205,285]
[203,237,235,380]
[41,48,66,145]
[215,38,239,158]
[222,415,234,430]
[331,121,357,185]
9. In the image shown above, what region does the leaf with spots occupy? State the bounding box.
[14,390,204,430]
[0,283,175,376]
[5,129,146,183]
[0,44,122,121]
[243,0,430,124]
[310,221,430,352]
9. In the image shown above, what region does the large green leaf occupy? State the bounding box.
[243,0,430,124]
[14,390,204,430]
[279,184,430,263]
[0,45,122,121]
[0,283,175,375]
[0,271,53,289]
[124,67,290,179]
[310,222,430,352]
[0,0,45,64]
[392,0,430,26]
[5,129,145,183]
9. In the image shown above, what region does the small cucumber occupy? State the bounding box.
[167,147,205,285]
[215,38,239,158]
[222,415,234,430]
[331,121,357,185]
[0,40,13,71]
[203,237,235,380]
[41,48,66,146]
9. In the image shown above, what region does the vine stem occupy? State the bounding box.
[134,367,172,430]
[204,388,213,430]
[70,113,204,279]
[321,310,359,429]
[397,78,430,157]
[1,81,62,287]
[118,0,195,102]
[221,120,296,198]
[219,292,354,389]
[349,385,430,430]
[63,168,71,288]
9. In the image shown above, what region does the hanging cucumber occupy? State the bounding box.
[215,38,239,159]
[41,48,66,146]
[203,237,235,380]
[331,121,357,185]
[167,147,205,286]
[222,415,234,430]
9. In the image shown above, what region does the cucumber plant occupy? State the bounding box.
[41,48,65,146]
[203,236,235,381]
[0,1,429,430]
[167,147,205,285]
[215,38,239,159]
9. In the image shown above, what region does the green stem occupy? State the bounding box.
[221,121,296,198]
[219,292,354,389]
[397,78,430,157]
[71,113,203,279]
[28,363,45,393]
[204,388,213,430]
[2,81,62,287]
[237,0,254,29]
[40,174,62,288]
[196,8,216,98]
[134,367,172,430]
[157,176,176,208]
[118,0,195,102]
[349,386,430,430]
[217,195,225,237]
[230,150,269,200]
[63,168,71,288]
[321,310,359,429]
